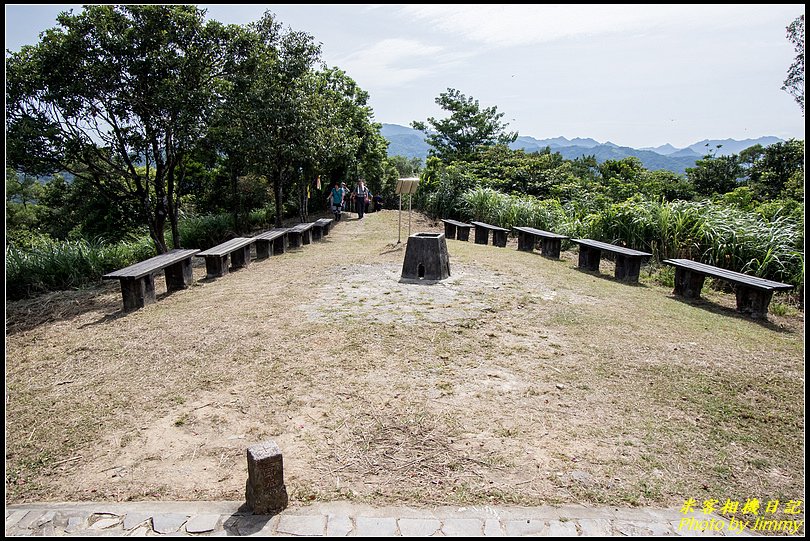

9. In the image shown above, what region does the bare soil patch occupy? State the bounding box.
[6,210,804,526]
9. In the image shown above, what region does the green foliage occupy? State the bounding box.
[6,5,231,253]
[412,88,517,162]
[686,154,744,195]
[6,234,154,300]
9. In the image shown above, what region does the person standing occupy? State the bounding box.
[353,178,369,219]
[328,182,345,221]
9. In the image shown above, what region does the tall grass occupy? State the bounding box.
[459,188,804,288]
[6,235,154,300]
[7,210,277,300]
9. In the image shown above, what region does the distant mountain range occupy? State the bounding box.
[380,124,784,175]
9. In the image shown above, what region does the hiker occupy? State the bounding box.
[352,178,370,219]
[328,181,345,221]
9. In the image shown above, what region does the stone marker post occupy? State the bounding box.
[245,440,289,514]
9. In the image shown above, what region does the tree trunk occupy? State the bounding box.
[273,166,284,227]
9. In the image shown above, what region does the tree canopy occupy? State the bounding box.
[411,88,517,163]
[782,14,804,114]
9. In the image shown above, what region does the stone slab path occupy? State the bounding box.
[5,501,743,536]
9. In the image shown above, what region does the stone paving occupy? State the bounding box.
[5,500,744,536]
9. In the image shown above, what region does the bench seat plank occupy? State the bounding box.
[196,237,255,278]
[102,248,199,311]
[571,239,651,282]
[254,228,288,259]
[663,258,793,320]
[287,222,314,248]
[441,219,472,241]
[312,218,334,240]
[103,249,199,281]
[470,221,509,247]
[513,227,568,258]
[663,259,793,291]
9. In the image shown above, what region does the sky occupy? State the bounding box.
[5,4,805,149]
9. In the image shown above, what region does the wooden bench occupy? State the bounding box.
[441,219,473,241]
[571,239,652,283]
[513,227,569,258]
[253,228,288,259]
[312,218,334,240]
[470,221,510,247]
[196,237,256,279]
[102,248,199,311]
[663,258,793,319]
[287,222,315,248]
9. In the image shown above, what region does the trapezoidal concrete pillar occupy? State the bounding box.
[401,232,451,281]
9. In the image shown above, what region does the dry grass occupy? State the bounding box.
[5,210,804,525]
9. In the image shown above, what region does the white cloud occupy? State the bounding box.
[396,5,781,47]
[334,38,469,87]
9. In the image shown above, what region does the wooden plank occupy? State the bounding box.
[663,259,793,291]
[253,229,287,242]
[470,221,510,232]
[289,222,315,232]
[441,219,472,228]
[103,249,199,280]
[196,237,255,257]
[571,239,651,257]
[513,226,568,239]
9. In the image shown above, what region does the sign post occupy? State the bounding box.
[395,177,420,244]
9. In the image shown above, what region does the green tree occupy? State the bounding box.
[686,154,744,196]
[411,88,517,162]
[747,139,804,199]
[243,12,321,226]
[6,5,230,254]
[782,14,804,114]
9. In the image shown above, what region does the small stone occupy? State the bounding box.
[442,518,483,536]
[276,515,326,536]
[35,511,56,528]
[89,517,120,530]
[548,520,578,536]
[65,516,85,533]
[326,515,353,536]
[484,518,504,536]
[556,383,565,390]
[185,514,221,534]
[6,510,29,528]
[354,517,398,537]
[123,513,151,530]
[151,513,189,534]
[398,518,441,537]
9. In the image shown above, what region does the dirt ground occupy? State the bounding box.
[5,210,805,525]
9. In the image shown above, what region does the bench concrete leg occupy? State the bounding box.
[120,275,156,312]
[443,223,457,240]
[164,258,194,292]
[736,287,773,319]
[474,227,489,245]
[302,230,312,245]
[673,268,705,299]
[288,232,302,248]
[323,223,331,235]
[205,255,229,278]
[273,235,287,254]
[312,227,323,241]
[457,227,470,242]
[614,255,642,282]
[541,238,562,259]
[492,230,507,247]
[578,246,601,271]
[255,240,272,260]
[517,231,535,252]
[231,246,251,269]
